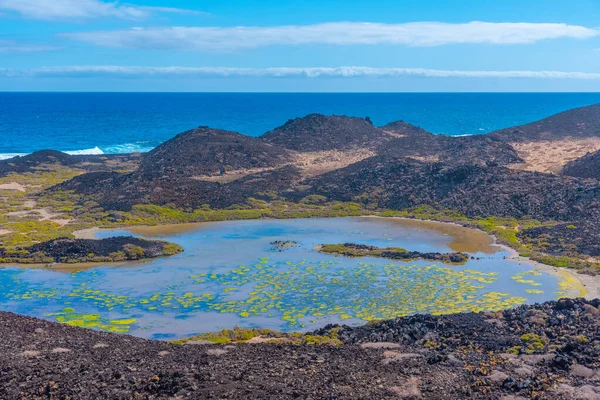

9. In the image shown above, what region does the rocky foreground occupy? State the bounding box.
[2,299,600,399]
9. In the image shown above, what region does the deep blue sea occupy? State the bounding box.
[2,92,600,159]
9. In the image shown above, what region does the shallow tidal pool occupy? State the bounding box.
[0,217,570,339]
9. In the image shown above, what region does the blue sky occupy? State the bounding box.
[2,0,600,91]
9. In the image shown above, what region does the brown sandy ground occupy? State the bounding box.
[192,148,377,183]
[508,138,600,173]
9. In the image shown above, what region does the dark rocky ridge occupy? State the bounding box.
[49,115,526,210]
[379,132,522,167]
[491,103,600,142]
[55,164,301,211]
[563,149,600,180]
[0,150,141,177]
[291,156,600,221]
[518,218,600,258]
[32,105,600,248]
[262,113,390,151]
[0,150,76,176]
[2,298,600,399]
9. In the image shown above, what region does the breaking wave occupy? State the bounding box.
[0,142,155,161]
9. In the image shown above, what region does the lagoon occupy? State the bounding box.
[0,217,568,340]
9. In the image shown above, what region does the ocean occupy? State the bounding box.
[2,92,600,159]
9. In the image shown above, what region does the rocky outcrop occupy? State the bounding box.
[563,149,600,180]
[380,133,522,167]
[379,120,433,137]
[0,237,182,263]
[317,243,470,264]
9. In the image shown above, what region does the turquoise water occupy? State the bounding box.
[0,218,561,339]
[2,92,600,158]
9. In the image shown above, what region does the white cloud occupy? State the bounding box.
[62,21,599,50]
[136,6,206,16]
[0,40,59,53]
[0,0,204,21]
[4,65,600,79]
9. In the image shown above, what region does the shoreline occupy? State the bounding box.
[364,215,596,300]
[499,244,595,299]
[72,215,598,300]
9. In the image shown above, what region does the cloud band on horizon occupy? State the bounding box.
[4,66,600,80]
[61,22,598,50]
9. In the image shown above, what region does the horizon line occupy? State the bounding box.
[2,91,600,94]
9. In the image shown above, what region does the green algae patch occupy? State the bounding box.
[46,308,138,333]
[526,289,544,295]
[510,271,545,290]
[109,318,137,325]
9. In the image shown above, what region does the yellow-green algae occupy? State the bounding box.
[555,269,587,298]
[45,307,137,333]
[2,255,554,334]
[32,259,532,330]
[511,269,586,298]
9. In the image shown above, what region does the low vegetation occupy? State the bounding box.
[171,326,342,346]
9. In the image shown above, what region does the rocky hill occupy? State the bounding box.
[53,126,301,209]
[139,126,291,178]
[262,114,390,151]
[563,149,600,180]
[379,120,433,137]
[45,106,600,225]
